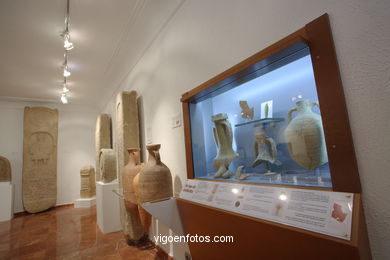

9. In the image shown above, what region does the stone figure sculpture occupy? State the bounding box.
[95,114,111,182]
[239,101,254,120]
[212,113,238,178]
[116,91,142,243]
[284,99,328,170]
[251,132,281,175]
[80,166,96,198]
[99,149,117,183]
[0,156,11,182]
[23,107,58,213]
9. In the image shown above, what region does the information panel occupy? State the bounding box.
[180,180,353,240]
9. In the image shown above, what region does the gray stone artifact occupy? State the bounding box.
[251,131,281,175]
[116,91,142,243]
[234,166,250,180]
[239,101,254,120]
[95,114,111,182]
[212,113,238,179]
[22,106,58,213]
[80,165,96,198]
[99,149,117,183]
[0,155,11,182]
[284,99,328,170]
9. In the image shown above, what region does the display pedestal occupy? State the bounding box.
[96,181,121,233]
[0,182,13,222]
[142,197,185,236]
[74,197,96,208]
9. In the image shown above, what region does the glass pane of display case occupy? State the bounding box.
[189,45,332,188]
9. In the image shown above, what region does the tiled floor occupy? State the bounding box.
[0,205,171,260]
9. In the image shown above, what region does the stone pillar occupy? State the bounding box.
[116,91,143,243]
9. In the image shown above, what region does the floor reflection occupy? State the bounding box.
[0,205,172,259]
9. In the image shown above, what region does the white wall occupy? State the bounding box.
[0,100,98,213]
[101,0,390,259]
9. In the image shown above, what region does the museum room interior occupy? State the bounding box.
[0,0,389,259]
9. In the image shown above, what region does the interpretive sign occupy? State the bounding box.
[180,180,353,240]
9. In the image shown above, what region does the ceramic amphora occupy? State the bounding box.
[136,144,173,204]
[284,99,328,170]
[122,148,145,244]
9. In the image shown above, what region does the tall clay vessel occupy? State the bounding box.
[137,144,173,204]
[129,149,152,234]
[212,113,238,178]
[284,99,328,170]
[122,148,145,244]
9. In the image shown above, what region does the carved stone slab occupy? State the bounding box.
[80,165,96,198]
[116,91,142,241]
[99,149,117,183]
[95,114,111,182]
[0,155,11,182]
[23,107,58,213]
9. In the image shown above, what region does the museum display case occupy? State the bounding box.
[187,45,331,188]
[179,14,371,259]
[182,15,362,193]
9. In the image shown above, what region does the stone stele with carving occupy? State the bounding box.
[80,165,96,198]
[99,148,117,183]
[0,155,11,182]
[116,91,142,242]
[95,114,111,182]
[22,106,58,213]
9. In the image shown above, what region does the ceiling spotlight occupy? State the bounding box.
[61,93,68,104]
[64,34,74,50]
[63,66,71,77]
[62,85,70,93]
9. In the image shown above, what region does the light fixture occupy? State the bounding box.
[62,80,70,93]
[62,51,71,77]
[61,93,68,104]
[63,66,71,77]
[62,0,74,51]
[64,33,74,50]
[62,85,70,93]
[59,0,73,103]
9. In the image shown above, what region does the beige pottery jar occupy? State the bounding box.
[123,148,145,244]
[137,144,173,204]
[284,99,328,170]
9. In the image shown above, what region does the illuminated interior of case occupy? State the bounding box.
[189,46,332,188]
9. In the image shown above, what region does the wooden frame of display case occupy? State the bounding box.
[181,14,360,193]
[179,14,371,260]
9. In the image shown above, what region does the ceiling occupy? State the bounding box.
[0,0,183,110]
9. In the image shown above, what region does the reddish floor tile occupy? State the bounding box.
[0,205,171,260]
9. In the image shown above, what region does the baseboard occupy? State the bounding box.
[14,203,74,217]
